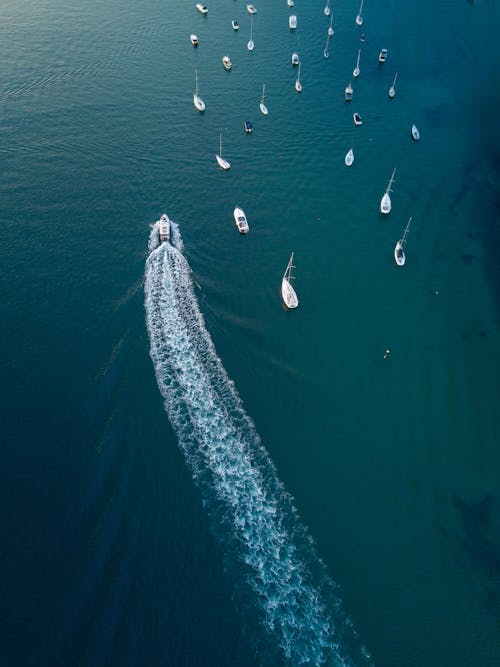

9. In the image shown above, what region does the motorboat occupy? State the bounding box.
[345,148,354,166]
[244,119,253,134]
[222,55,232,71]
[324,1,331,17]
[353,112,362,126]
[215,132,230,170]
[345,82,353,101]
[287,0,294,7]
[360,33,366,42]
[394,217,412,266]
[259,83,268,115]
[411,124,420,141]
[247,4,257,14]
[193,68,205,111]
[289,15,297,29]
[379,48,388,64]
[353,49,361,77]
[247,12,255,50]
[281,252,299,309]
[389,72,398,98]
[190,34,199,46]
[295,62,302,92]
[232,20,239,31]
[356,0,364,26]
[380,168,396,214]
[196,3,208,14]
[291,52,299,65]
[234,206,249,234]
[158,213,171,243]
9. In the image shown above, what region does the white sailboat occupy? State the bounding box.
[394,217,412,265]
[281,252,299,309]
[353,49,361,78]
[411,124,421,141]
[295,61,302,92]
[215,132,230,170]
[345,148,354,166]
[259,83,268,115]
[324,32,330,59]
[389,72,398,98]
[380,168,396,214]
[193,68,205,112]
[287,0,294,6]
[356,0,364,26]
[328,14,334,36]
[247,13,255,51]
[324,1,331,17]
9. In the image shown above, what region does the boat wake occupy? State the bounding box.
[144,222,373,666]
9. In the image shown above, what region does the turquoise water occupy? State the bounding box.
[1,1,499,665]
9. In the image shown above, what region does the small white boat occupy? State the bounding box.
[287,0,294,7]
[295,62,302,92]
[281,252,299,309]
[232,19,239,31]
[190,34,199,46]
[324,1,331,17]
[380,168,396,214]
[158,213,171,243]
[193,68,205,112]
[411,124,420,141]
[291,52,299,65]
[222,55,232,71]
[215,132,230,171]
[247,4,257,14]
[394,217,412,266]
[196,3,208,14]
[247,13,255,51]
[328,14,334,36]
[259,83,268,115]
[234,206,249,234]
[353,49,361,78]
[345,148,354,166]
[388,72,398,98]
[324,35,330,60]
[379,48,388,64]
[345,82,353,101]
[356,0,364,26]
[289,15,297,29]
[353,112,362,126]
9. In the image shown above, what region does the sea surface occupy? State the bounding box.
[1,1,499,665]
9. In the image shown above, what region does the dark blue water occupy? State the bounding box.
[1,1,499,665]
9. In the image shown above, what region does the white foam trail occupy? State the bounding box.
[145,223,373,666]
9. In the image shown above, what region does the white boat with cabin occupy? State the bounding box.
[287,0,294,7]
[259,83,268,115]
[233,206,249,234]
[295,62,302,92]
[345,148,354,166]
[380,168,396,214]
[291,52,299,65]
[356,0,364,26]
[353,49,361,78]
[353,112,362,125]
[324,1,331,17]
[394,217,412,265]
[193,68,205,111]
[196,3,208,14]
[232,19,239,31]
[190,34,199,46]
[411,124,420,141]
[379,48,388,64]
[247,4,257,14]
[345,82,353,101]
[222,55,232,71]
[281,252,299,309]
[215,132,230,171]
[289,15,297,30]
[247,13,255,51]
[389,72,398,98]
[158,213,171,243]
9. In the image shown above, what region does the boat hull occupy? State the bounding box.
[394,242,405,265]
[193,94,205,111]
[233,207,249,234]
[380,193,391,214]
[411,125,420,141]
[281,278,298,309]
[216,155,230,170]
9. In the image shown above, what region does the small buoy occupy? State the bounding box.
[384,349,390,359]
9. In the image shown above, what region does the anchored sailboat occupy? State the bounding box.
[356,0,364,26]
[345,148,354,166]
[281,252,299,309]
[389,72,398,98]
[380,168,396,214]
[193,68,205,112]
[295,61,302,92]
[215,132,230,170]
[260,83,268,115]
[324,31,330,59]
[353,49,361,78]
[324,1,331,17]
[328,13,334,36]
[247,13,255,51]
[394,217,412,265]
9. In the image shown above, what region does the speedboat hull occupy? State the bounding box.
[379,48,388,63]
[196,4,208,15]
[158,214,171,243]
[222,56,232,70]
[247,4,257,14]
[244,120,253,134]
[190,34,199,46]
[353,112,362,125]
[234,207,249,234]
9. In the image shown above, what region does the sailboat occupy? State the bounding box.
[324,1,331,17]
[281,252,299,309]
[193,68,205,112]
[215,132,230,170]
[324,32,330,59]
[247,12,255,51]
[380,168,396,214]
[295,61,302,92]
[356,0,364,26]
[328,14,334,36]
[388,72,398,98]
[353,49,361,77]
[345,148,354,166]
[394,217,412,265]
[259,83,268,115]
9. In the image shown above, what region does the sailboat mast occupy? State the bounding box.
[262,83,265,102]
[359,0,364,14]
[356,49,361,67]
[219,132,222,156]
[195,68,198,96]
[402,217,412,245]
[387,167,396,193]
